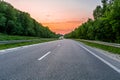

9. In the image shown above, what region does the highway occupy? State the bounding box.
[0,39,120,80]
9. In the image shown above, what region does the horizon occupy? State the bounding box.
[5,0,101,34]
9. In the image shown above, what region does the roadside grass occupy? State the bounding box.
[76,39,120,54]
[0,39,57,50]
[0,33,40,41]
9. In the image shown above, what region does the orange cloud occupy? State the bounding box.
[42,21,83,34]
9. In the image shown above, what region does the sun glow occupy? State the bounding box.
[42,20,87,34]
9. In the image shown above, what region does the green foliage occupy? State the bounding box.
[0,33,41,40]
[93,6,102,19]
[0,1,59,38]
[65,0,120,43]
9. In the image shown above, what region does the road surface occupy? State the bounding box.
[0,39,120,80]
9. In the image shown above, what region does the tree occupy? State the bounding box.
[65,0,120,43]
[0,1,58,38]
[0,13,6,32]
[93,6,102,20]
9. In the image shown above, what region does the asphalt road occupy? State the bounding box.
[0,39,120,80]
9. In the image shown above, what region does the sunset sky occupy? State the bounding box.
[5,0,101,34]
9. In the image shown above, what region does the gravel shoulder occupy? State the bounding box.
[78,39,120,62]
[0,40,32,44]
[92,47,120,62]
[82,39,120,48]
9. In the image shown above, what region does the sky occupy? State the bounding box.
[5,0,101,34]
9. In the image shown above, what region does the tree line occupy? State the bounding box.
[65,0,120,43]
[0,1,60,38]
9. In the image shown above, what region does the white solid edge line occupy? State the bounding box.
[38,51,51,61]
[79,44,120,74]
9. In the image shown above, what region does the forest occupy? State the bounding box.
[0,1,59,38]
[65,0,120,43]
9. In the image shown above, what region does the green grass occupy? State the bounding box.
[0,33,57,50]
[0,33,41,41]
[76,39,120,54]
[0,39,57,50]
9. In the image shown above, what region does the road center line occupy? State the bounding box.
[38,51,51,61]
[79,44,120,74]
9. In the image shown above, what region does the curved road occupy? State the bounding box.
[0,39,120,80]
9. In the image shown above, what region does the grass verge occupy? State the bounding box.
[0,33,41,41]
[0,39,56,50]
[76,39,120,54]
